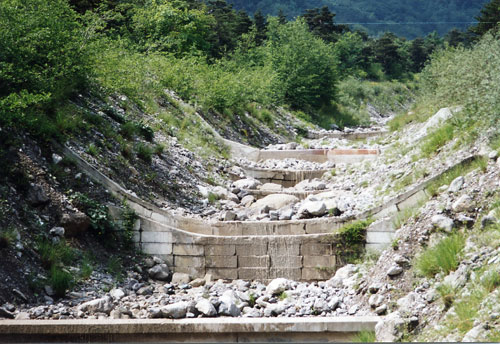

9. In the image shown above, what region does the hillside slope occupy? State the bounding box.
[228,0,488,38]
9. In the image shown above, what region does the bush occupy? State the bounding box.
[415,234,464,277]
[337,219,373,244]
[69,192,115,237]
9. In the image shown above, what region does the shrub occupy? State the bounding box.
[337,219,373,244]
[355,331,377,343]
[69,192,115,237]
[49,266,74,298]
[120,122,137,139]
[0,227,16,249]
[420,122,455,157]
[415,234,465,277]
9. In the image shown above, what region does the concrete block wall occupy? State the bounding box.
[136,216,344,281]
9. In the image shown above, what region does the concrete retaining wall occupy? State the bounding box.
[224,137,380,164]
[61,145,479,280]
[0,317,380,342]
[306,130,388,140]
[236,167,328,187]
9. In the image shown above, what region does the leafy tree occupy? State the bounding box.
[266,17,337,111]
[469,0,500,37]
[445,28,472,47]
[0,0,88,120]
[131,0,214,56]
[333,32,367,78]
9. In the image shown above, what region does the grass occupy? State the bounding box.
[426,156,488,197]
[135,143,153,163]
[49,266,74,297]
[0,227,17,249]
[415,234,465,278]
[355,330,377,342]
[107,256,124,282]
[420,122,455,157]
[278,291,288,301]
[86,143,100,157]
[80,253,94,280]
[38,239,76,269]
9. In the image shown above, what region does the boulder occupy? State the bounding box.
[171,272,191,285]
[448,176,464,193]
[218,290,240,317]
[233,179,260,190]
[60,212,90,237]
[161,301,189,319]
[375,311,406,342]
[49,227,65,237]
[452,195,474,212]
[195,299,217,317]
[78,296,114,315]
[27,184,50,206]
[431,214,454,232]
[109,288,125,301]
[387,266,403,276]
[148,264,170,281]
[240,195,255,207]
[297,201,327,218]
[266,278,291,295]
[251,194,299,211]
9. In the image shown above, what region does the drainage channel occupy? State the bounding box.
[0,317,380,343]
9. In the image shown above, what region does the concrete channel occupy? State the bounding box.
[0,317,381,343]
[60,144,480,282]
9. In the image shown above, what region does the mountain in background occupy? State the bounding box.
[227,0,489,38]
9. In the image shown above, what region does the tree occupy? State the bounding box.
[372,33,404,78]
[131,0,214,56]
[469,0,500,37]
[253,10,268,45]
[445,28,472,47]
[0,0,88,111]
[302,6,348,43]
[266,18,337,111]
[277,9,287,25]
[409,38,427,72]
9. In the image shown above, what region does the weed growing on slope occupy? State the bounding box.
[415,234,464,277]
[355,330,376,342]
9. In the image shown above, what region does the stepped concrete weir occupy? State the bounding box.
[61,144,480,282]
[0,317,381,342]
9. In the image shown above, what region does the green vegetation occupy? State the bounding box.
[415,234,465,278]
[425,157,487,197]
[0,227,17,249]
[49,266,75,298]
[69,192,115,238]
[337,219,373,244]
[355,330,377,343]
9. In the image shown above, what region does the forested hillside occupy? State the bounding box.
[227,0,489,38]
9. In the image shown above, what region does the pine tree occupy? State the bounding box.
[469,0,500,37]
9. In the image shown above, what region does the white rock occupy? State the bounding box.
[240,195,255,207]
[251,194,299,211]
[148,264,170,281]
[109,288,125,301]
[171,272,191,284]
[49,227,65,237]
[375,311,405,342]
[452,195,474,212]
[234,179,260,190]
[448,176,464,193]
[195,299,217,317]
[78,296,114,315]
[52,153,63,164]
[218,290,240,317]
[387,265,403,276]
[297,201,326,218]
[161,301,189,319]
[431,214,454,232]
[266,278,291,295]
[463,325,487,342]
